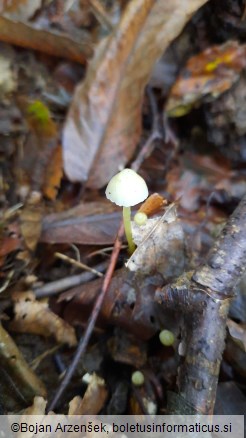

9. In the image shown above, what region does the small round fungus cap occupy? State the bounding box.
[105,168,148,207]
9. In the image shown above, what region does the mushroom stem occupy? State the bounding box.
[123,206,135,254]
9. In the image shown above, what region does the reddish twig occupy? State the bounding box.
[48,223,124,411]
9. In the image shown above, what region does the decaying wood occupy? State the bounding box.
[156,193,246,414]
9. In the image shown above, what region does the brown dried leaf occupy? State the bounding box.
[43,145,63,200]
[41,201,121,245]
[23,396,47,415]
[10,291,77,347]
[20,198,44,251]
[68,374,108,415]
[0,16,92,64]
[108,330,147,367]
[63,0,208,188]
[0,322,47,401]
[166,41,246,117]
[0,234,21,258]
[139,193,167,216]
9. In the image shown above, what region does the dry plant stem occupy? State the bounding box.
[34,261,107,299]
[123,206,135,254]
[48,223,124,412]
[55,252,103,278]
[156,193,246,414]
[89,0,114,31]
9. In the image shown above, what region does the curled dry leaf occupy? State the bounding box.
[138,193,167,216]
[63,0,208,188]
[43,145,63,200]
[10,291,77,347]
[68,374,108,415]
[20,198,44,252]
[166,41,246,117]
[22,395,47,415]
[126,204,185,279]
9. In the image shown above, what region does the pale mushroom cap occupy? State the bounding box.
[105,168,148,207]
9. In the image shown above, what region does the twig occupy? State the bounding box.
[87,245,127,258]
[89,0,114,31]
[55,252,103,278]
[33,261,107,299]
[48,223,124,411]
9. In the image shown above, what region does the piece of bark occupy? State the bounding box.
[156,194,246,414]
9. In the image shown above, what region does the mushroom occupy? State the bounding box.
[105,168,148,254]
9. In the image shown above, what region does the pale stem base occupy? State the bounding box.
[123,206,135,255]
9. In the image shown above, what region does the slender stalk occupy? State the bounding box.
[123,206,135,254]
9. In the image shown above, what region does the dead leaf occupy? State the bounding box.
[18,100,59,199]
[227,319,246,352]
[62,0,208,188]
[126,204,185,279]
[43,145,63,200]
[0,16,92,64]
[41,201,121,245]
[108,329,147,367]
[0,234,21,259]
[139,193,167,216]
[20,196,44,251]
[0,0,42,20]
[0,322,47,401]
[23,395,47,415]
[68,373,108,415]
[166,41,246,117]
[10,291,77,347]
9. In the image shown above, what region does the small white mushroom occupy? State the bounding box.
[105,168,148,254]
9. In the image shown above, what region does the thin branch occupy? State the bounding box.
[48,223,124,411]
[33,261,107,299]
[54,252,104,278]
